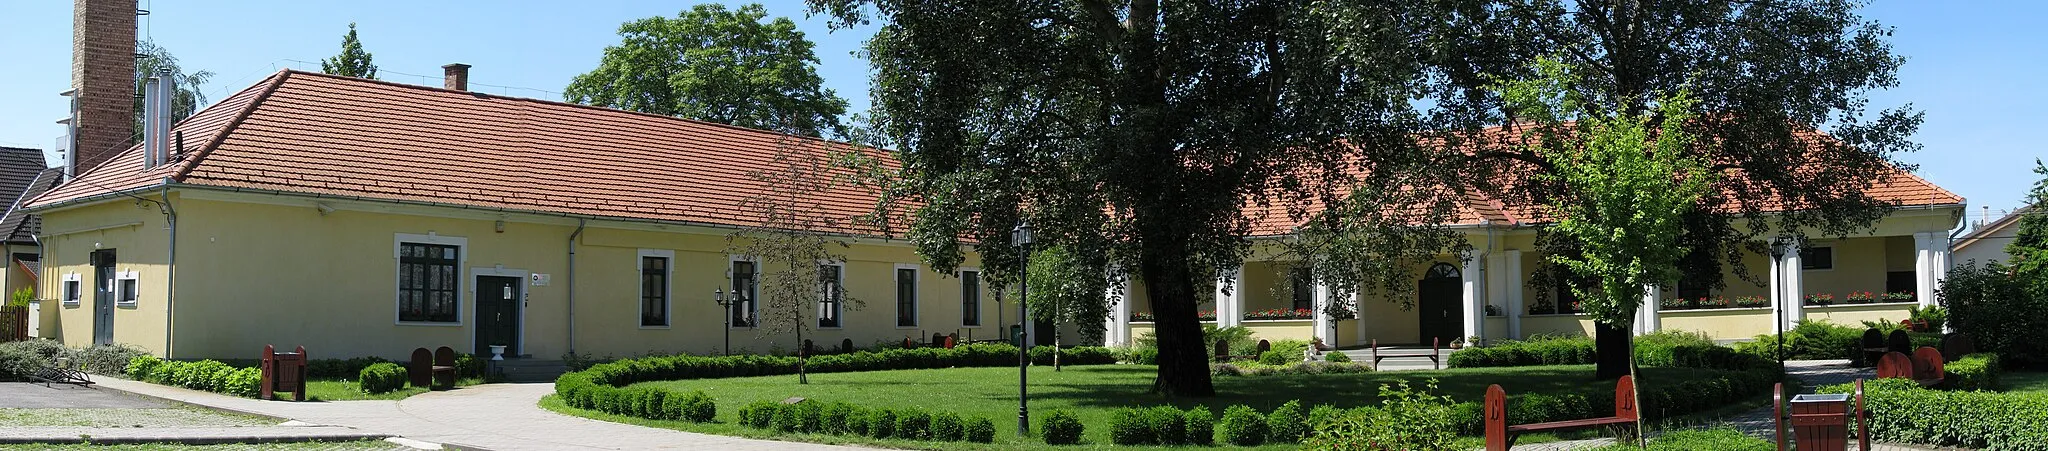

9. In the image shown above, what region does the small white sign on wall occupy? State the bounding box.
[530,273,551,286]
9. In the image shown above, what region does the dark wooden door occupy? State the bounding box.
[92,249,116,346]
[475,276,521,357]
[1416,263,1462,346]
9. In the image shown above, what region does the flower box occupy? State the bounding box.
[1244,308,1314,320]
[1802,293,1835,306]
[1733,296,1769,308]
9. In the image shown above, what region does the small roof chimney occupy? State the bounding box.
[442,63,470,91]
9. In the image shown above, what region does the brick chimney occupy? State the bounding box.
[71,0,138,174]
[442,63,470,91]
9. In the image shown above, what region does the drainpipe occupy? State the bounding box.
[161,181,177,358]
[566,219,585,355]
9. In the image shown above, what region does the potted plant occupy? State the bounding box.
[1449,337,1465,350]
[1803,293,1835,306]
[1882,291,1915,303]
[1845,291,1877,304]
[1733,295,1769,308]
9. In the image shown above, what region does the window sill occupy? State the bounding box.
[397,321,463,327]
[639,325,671,330]
[61,302,79,308]
[817,326,844,330]
[116,302,139,309]
[895,325,920,330]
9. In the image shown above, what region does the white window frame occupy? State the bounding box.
[114,270,140,307]
[61,273,81,306]
[818,261,845,329]
[395,233,467,326]
[959,267,982,327]
[639,249,674,329]
[895,263,920,329]
[728,255,760,329]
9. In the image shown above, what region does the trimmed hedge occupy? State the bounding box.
[123,355,262,398]
[1448,331,1714,368]
[1820,378,2048,450]
[1266,400,1308,443]
[1109,407,1154,445]
[0,340,147,380]
[1211,361,1373,377]
[965,417,997,443]
[1184,405,1216,445]
[1948,353,2000,391]
[725,398,995,444]
[1041,409,1084,445]
[1219,404,1267,446]
[1324,351,1352,363]
[358,362,407,394]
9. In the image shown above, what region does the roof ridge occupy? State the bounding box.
[278,69,879,151]
[170,70,294,183]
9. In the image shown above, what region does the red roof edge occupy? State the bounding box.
[171,71,294,182]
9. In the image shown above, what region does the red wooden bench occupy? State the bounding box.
[1873,347,1945,387]
[1484,375,1638,451]
[1370,337,1440,369]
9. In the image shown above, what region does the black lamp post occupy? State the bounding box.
[715,286,753,357]
[1012,219,1035,436]
[1769,236,1787,365]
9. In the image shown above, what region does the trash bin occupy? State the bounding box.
[1790,393,1851,451]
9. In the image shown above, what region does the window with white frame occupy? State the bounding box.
[62,273,81,305]
[731,259,758,327]
[114,271,139,305]
[896,265,918,327]
[398,241,461,323]
[1800,246,1834,270]
[961,269,981,327]
[819,263,843,328]
[640,250,672,327]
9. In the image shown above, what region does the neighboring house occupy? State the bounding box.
[27,68,1003,360]
[0,147,62,339]
[1110,151,1967,349]
[1952,204,2033,266]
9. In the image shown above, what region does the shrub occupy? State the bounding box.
[894,408,931,440]
[965,417,997,443]
[1266,400,1308,443]
[1040,409,1084,445]
[1150,406,1186,446]
[1304,380,1459,450]
[929,412,964,442]
[1307,403,1341,430]
[77,344,148,375]
[820,402,856,434]
[1183,405,1216,445]
[1108,407,1154,445]
[1258,350,1292,365]
[658,390,716,422]
[1219,404,1267,446]
[772,401,806,432]
[739,401,780,429]
[867,408,897,438]
[1948,353,2000,391]
[126,355,164,381]
[0,339,70,379]
[1943,260,2048,368]
[1819,378,2048,449]
[1324,351,1351,363]
[222,367,262,398]
[1211,361,1372,377]
[845,407,872,436]
[358,362,408,394]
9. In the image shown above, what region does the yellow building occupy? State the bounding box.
[26,68,1010,360]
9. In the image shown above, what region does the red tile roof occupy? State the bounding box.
[28,70,1962,237]
[29,70,901,235]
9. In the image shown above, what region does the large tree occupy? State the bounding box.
[320,22,378,79]
[566,4,848,138]
[133,39,212,134]
[810,1,1451,396]
[1401,0,1920,378]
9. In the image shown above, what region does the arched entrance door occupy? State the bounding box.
[1416,263,1462,346]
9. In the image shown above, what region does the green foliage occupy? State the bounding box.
[1039,410,1084,445]
[1730,320,1867,362]
[1819,378,2048,449]
[565,3,846,137]
[964,417,997,443]
[319,23,377,79]
[1909,305,1950,332]
[866,408,897,439]
[1948,353,2001,391]
[929,411,964,442]
[76,344,148,376]
[0,340,139,380]
[1257,350,1292,365]
[1210,361,1375,377]
[6,287,30,307]
[131,40,212,133]
[1149,406,1186,446]
[1503,59,1712,326]
[1025,246,1111,344]
[819,401,855,435]
[1107,407,1153,445]
[357,362,407,394]
[1265,399,1308,444]
[1324,351,1351,363]
[126,355,163,381]
[221,367,262,398]
[893,408,930,440]
[1942,260,2048,368]
[1218,405,1267,446]
[739,400,779,429]
[1323,380,1461,450]
[1183,405,1216,445]
[1588,428,1772,451]
[2008,160,2048,278]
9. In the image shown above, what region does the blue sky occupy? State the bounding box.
[0,1,2038,231]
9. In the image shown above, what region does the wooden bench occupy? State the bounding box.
[1874,347,1945,388]
[1858,328,1887,366]
[408,346,458,390]
[1371,337,1440,370]
[1485,375,1638,450]
[1885,330,1911,355]
[1940,333,1975,362]
[1214,339,1270,362]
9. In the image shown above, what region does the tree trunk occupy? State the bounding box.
[1141,242,1217,397]
[1594,319,1633,380]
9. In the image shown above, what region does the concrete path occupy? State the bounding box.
[1331,346,1453,371]
[95,377,863,450]
[0,426,388,445]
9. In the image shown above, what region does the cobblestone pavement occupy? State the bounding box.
[0,441,411,450]
[0,383,389,447]
[0,407,272,427]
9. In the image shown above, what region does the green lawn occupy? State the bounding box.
[2002,370,2048,393]
[542,364,1735,450]
[300,378,485,402]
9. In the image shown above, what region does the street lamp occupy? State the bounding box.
[1012,219,1035,436]
[714,286,753,357]
[1769,236,1788,365]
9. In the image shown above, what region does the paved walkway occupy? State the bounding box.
[94,377,863,450]
[1332,346,1452,371]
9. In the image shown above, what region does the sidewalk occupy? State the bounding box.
[95,378,864,450]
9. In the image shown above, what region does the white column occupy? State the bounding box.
[1779,239,1805,328]
[1312,281,1331,346]
[1352,291,1367,346]
[1504,250,1524,340]
[1462,253,1486,346]
[1023,308,1035,347]
[1914,232,1942,307]
[1634,284,1661,335]
[1217,266,1244,328]
[1103,277,1131,347]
